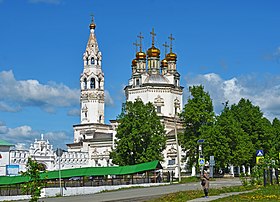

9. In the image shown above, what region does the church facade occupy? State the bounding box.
[0,18,189,177]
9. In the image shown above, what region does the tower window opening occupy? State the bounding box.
[99,115,102,123]
[83,78,87,89]
[91,58,95,64]
[96,59,99,65]
[86,58,89,65]
[90,78,95,89]
[136,79,140,86]
[98,79,101,89]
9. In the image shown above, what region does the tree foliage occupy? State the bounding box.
[180,86,280,170]
[200,98,278,169]
[21,157,45,202]
[230,98,275,165]
[179,85,215,167]
[110,99,166,166]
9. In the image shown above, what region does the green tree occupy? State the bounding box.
[271,118,280,161]
[179,85,215,167]
[110,99,166,166]
[218,104,253,167]
[230,98,274,165]
[21,157,45,202]
[201,103,254,168]
[200,124,230,168]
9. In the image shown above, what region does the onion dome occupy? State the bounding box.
[161,58,168,67]
[166,52,177,61]
[89,23,96,29]
[132,58,137,66]
[136,51,146,60]
[147,46,160,58]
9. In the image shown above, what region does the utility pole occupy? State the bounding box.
[174,115,181,182]
[56,148,63,196]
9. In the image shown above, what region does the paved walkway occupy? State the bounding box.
[187,190,254,201]
[5,178,243,202]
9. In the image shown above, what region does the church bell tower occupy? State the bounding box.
[80,17,105,124]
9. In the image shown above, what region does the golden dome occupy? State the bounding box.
[89,23,96,30]
[132,59,137,66]
[161,58,168,67]
[166,52,177,61]
[136,51,146,60]
[147,46,160,58]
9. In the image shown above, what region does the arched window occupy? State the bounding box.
[83,78,87,89]
[99,115,102,123]
[86,58,89,65]
[96,59,99,65]
[91,58,94,64]
[90,78,95,89]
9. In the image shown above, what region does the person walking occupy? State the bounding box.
[201,170,210,198]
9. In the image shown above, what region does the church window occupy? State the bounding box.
[99,115,102,123]
[83,78,87,89]
[86,58,89,65]
[136,79,140,86]
[168,159,176,165]
[90,78,95,89]
[96,59,99,65]
[91,57,95,64]
[157,106,161,113]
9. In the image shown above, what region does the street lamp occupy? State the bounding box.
[174,115,181,182]
[56,148,63,196]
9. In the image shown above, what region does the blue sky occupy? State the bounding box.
[0,0,280,149]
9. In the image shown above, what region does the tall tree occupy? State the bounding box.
[201,103,253,168]
[110,99,166,166]
[179,85,215,167]
[230,98,274,165]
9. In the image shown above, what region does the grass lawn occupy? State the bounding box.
[147,185,255,202]
[215,185,280,201]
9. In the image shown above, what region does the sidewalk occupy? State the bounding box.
[187,190,254,201]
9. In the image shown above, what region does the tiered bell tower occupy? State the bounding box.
[80,17,105,124]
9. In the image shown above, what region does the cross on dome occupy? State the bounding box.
[168,34,175,53]
[89,13,96,29]
[133,40,140,53]
[150,28,156,47]
[137,32,144,52]
[162,42,169,56]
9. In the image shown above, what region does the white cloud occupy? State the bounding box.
[0,70,79,113]
[0,122,71,149]
[67,108,80,116]
[105,90,114,106]
[185,73,280,121]
[0,70,115,115]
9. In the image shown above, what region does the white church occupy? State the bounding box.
[0,17,188,177]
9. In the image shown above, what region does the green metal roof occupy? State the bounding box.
[0,160,162,185]
[0,139,14,146]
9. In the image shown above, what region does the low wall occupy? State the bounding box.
[0,183,168,201]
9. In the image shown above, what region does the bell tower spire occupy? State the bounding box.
[80,16,105,124]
